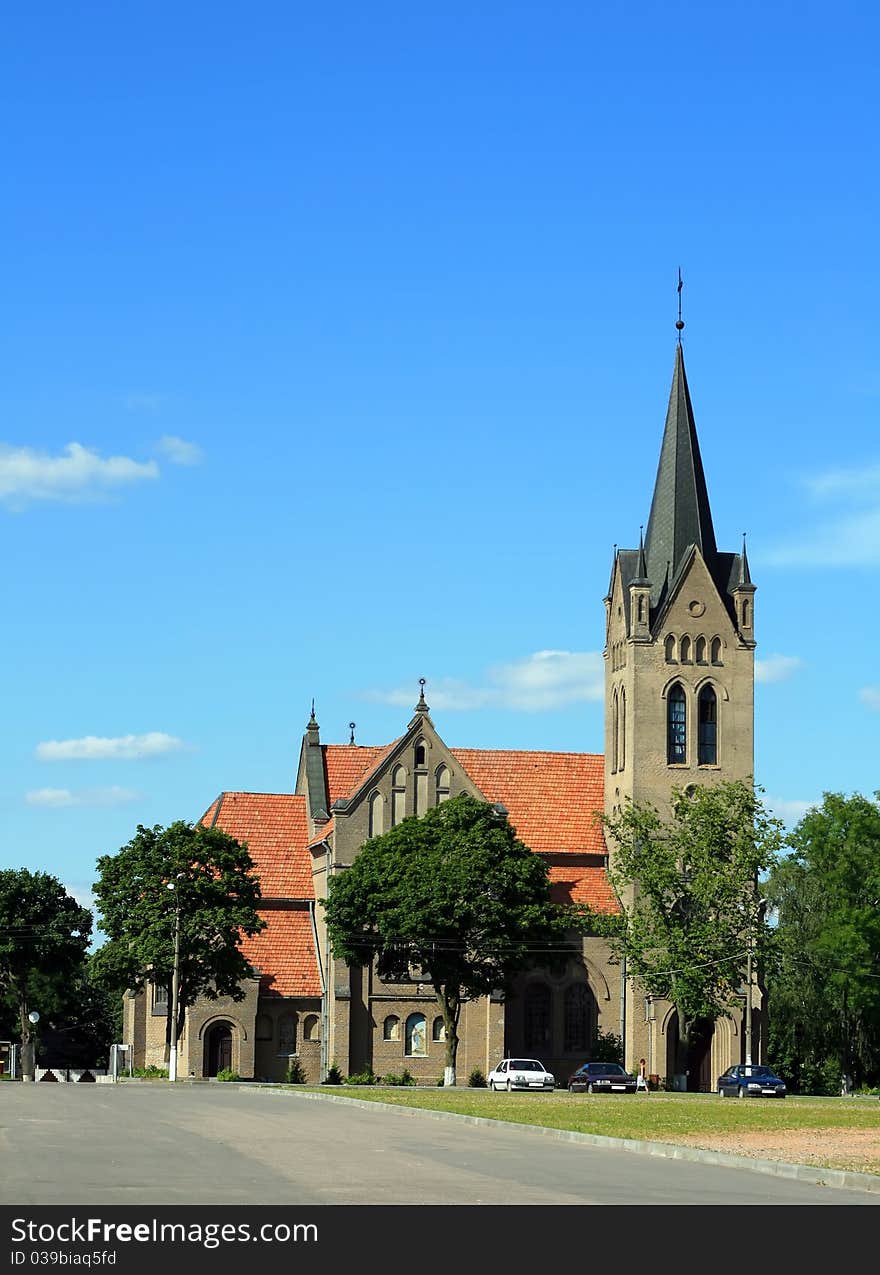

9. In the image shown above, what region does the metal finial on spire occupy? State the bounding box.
[676,268,685,342]
[349,721,356,745]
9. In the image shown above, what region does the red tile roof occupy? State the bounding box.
[323,741,400,805]
[548,862,619,913]
[307,818,334,849]
[241,907,322,997]
[199,792,313,900]
[450,749,606,856]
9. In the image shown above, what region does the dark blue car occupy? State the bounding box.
[717,1064,786,1098]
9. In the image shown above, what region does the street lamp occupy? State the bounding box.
[21,1010,40,1083]
[744,895,767,1066]
[166,880,182,1083]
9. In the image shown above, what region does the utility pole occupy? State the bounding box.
[745,930,753,1066]
[167,881,181,1083]
[744,895,767,1067]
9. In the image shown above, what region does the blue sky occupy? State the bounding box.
[3,3,879,920]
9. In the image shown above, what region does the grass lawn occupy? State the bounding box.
[291,1087,880,1175]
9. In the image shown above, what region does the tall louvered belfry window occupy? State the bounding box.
[698,685,718,765]
[667,684,687,764]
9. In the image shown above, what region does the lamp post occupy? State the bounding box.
[21,1009,39,1083]
[167,880,181,1083]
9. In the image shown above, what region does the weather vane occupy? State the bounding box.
[349,721,356,745]
[676,268,685,342]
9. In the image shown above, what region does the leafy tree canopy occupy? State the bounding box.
[0,869,92,1072]
[765,791,880,1090]
[601,781,783,1039]
[322,793,580,1083]
[92,820,265,1044]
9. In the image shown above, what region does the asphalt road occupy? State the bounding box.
[1,1084,877,1206]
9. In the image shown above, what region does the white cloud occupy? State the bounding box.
[0,443,158,508]
[755,655,803,684]
[26,786,140,808]
[35,732,185,762]
[64,882,97,913]
[804,464,880,502]
[157,434,204,466]
[764,795,816,827]
[366,650,605,712]
[764,461,880,566]
[124,392,168,412]
[765,509,880,567]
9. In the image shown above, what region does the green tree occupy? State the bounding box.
[93,821,265,1056]
[601,781,783,1077]
[322,793,579,1085]
[765,792,880,1091]
[0,869,92,1079]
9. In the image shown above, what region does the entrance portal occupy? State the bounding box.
[204,1022,234,1076]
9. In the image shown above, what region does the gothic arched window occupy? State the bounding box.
[564,984,590,1053]
[664,634,676,663]
[710,636,723,664]
[619,688,626,770]
[369,790,384,838]
[667,684,687,764]
[611,689,619,773]
[695,635,707,663]
[680,635,692,663]
[391,765,407,826]
[435,765,451,804]
[524,983,552,1052]
[698,685,718,765]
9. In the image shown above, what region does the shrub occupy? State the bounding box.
[590,1030,624,1065]
[323,1061,343,1085]
[285,1058,307,1084]
[215,1067,240,1082]
[344,1065,380,1086]
[385,1069,416,1087]
[132,1065,168,1079]
[468,1067,487,1088]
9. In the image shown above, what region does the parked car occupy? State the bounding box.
[567,1062,638,1094]
[487,1058,555,1091]
[716,1064,787,1098]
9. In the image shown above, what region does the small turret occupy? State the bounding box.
[731,533,756,646]
[628,527,651,642]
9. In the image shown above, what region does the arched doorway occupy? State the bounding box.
[204,1022,234,1076]
[665,1012,715,1092]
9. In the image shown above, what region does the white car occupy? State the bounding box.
[487,1058,555,1091]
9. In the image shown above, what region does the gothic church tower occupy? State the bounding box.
[604,341,756,835]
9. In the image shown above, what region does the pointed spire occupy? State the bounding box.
[738,533,752,585]
[414,678,429,714]
[308,698,318,727]
[633,526,648,583]
[644,344,717,603]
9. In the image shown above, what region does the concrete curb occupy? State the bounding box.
[234,1084,880,1197]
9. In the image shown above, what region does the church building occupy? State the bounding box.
[124,333,760,1091]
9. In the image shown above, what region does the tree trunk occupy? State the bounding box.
[437,985,461,1087]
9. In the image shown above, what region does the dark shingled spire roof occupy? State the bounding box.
[644,345,717,606]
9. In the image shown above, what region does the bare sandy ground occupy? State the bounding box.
[666,1127,880,1175]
